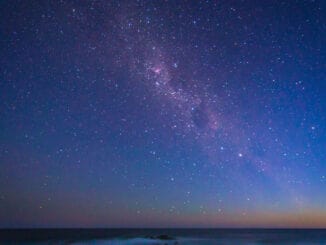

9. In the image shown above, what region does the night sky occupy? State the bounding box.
[1,1,325,228]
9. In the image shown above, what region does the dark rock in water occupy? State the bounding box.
[145,234,175,240]
[156,234,174,240]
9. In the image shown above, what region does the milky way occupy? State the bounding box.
[0,1,325,228]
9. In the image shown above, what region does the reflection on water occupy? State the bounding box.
[1,229,326,245]
[73,238,176,245]
[72,237,326,245]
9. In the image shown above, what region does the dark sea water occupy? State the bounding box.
[1,229,326,244]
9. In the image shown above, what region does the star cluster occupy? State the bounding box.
[0,0,325,228]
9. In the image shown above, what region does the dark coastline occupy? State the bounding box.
[1,228,326,243]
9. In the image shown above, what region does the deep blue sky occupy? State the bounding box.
[0,0,325,228]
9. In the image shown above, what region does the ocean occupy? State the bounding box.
[1,229,326,244]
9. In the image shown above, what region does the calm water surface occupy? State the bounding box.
[1,229,326,244]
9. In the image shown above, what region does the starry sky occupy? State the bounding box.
[0,0,325,228]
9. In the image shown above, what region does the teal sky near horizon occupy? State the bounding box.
[0,0,325,228]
